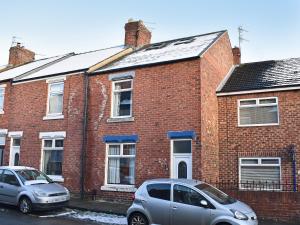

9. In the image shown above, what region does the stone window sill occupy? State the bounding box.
[48,175,64,183]
[101,185,136,193]
[43,114,64,120]
[107,117,134,123]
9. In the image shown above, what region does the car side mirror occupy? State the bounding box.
[200,200,208,207]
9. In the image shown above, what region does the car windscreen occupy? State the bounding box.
[16,169,53,184]
[195,183,236,205]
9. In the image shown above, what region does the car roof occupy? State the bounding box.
[0,166,36,171]
[145,178,203,186]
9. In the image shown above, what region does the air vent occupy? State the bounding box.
[174,37,196,46]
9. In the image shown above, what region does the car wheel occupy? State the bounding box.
[129,212,148,225]
[19,197,32,214]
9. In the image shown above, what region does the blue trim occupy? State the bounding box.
[167,130,196,139]
[103,135,139,143]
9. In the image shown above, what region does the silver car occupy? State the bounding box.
[127,179,258,225]
[0,166,70,213]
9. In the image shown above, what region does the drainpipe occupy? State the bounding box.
[288,144,297,192]
[80,72,89,199]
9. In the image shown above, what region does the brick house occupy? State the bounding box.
[0,20,238,199]
[84,20,236,200]
[217,58,300,191]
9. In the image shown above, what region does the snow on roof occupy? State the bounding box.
[15,45,126,81]
[95,31,225,73]
[0,55,64,82]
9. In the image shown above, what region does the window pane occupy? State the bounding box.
[43,150,63,175]
[55,140,64,148]
[240,100,256,106]
[49,93,63,114]
[44,140,52,147]
[3,170,19,186]
[173,140,191,153]
[50,83,64,92]
[108,145,120,155]
[178,161,187,178]
[259,98,276,104]
[0,95,4,111]
[0,136,5,145]
[240,166,280,189]
[119,91,132,116]
[147,183,171,201]
[12,139,21,147]
[107,157,135,185]
[261,159,279,164]
[123,144,135,155]
[0,88,4,94]
[173,184,204,206]
[115,81,132,90]
[241,159,259,164]
[240,105,278,125]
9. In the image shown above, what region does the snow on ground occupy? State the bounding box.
[69,210,127,225]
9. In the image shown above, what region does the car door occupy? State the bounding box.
[171,184,212,225]
[144,183,171,225]
[1,170,21,205]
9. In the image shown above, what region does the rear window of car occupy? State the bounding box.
[147,183,171,201]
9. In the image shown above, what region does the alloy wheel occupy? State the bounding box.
[19,198,31,214]
[131,214,147,225]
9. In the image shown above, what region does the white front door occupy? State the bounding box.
[171,139,192,179]
[173,154,192,179]
[9,138,21,166]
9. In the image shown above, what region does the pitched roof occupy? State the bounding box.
[13,45,126,82]
[0,55,66,82]
[94,30,226,73]
[218,57,300,94]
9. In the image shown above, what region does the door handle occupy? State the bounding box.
[172,206,178,210]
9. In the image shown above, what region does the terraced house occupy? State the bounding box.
[0,20,239,200]
[217,58,300,191]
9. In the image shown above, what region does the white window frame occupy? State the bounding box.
[104,143,136,188]
[238,97,279,127]
[110,79,133,119]
[0,87,5,114]
[41,138,64,182]
[44,79,65,120]
[239,157,281,191]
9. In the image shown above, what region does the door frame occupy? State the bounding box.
[170,139,192,179]
[8,131,23,166]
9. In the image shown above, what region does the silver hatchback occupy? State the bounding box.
[127,179,257,225]
[0,166,70,213]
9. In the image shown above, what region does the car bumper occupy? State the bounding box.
[32,200,69,211]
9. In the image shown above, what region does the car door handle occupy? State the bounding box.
[172,206,178,210]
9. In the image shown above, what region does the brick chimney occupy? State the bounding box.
[124,19,151,47]
[8,43,35,66]
[232,47,241,65]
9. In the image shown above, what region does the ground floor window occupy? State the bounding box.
[42,139,64,176]
[239,157,281,190]
[106,143,135,185]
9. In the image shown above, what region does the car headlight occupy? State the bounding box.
[64,187,70,194]
[33,190,48,197]
[230,209,248,220]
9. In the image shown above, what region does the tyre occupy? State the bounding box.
[129,212,148,225]
[19,197,32,214]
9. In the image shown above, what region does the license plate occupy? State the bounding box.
[50,196,66,203]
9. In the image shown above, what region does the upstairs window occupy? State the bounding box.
[0,88,5,113]
[47,82,64,115]
[238,97,279,126]
[112,80,132,118]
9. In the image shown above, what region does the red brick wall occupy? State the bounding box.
[3,74,85,192]
[218,91,300,187]
[225,190,300,222]
[200,32,234,180]
[86,60,202,194]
